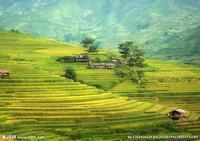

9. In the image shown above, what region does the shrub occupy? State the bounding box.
[114,69,127,78]
[57,56,74,63]
[90,83,103,89]
[94,57,101,63]
[64,68,76,81]
[0,124,14,132]
[0,115,7,122]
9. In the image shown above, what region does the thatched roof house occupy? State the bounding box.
[74,55,89,62]
[89,63,115,69]
[110,57,118,64]
[0,70,10,78]
[168,109,188,120]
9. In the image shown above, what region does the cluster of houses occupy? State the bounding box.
[74,55,118,69]
[0,70,10,78]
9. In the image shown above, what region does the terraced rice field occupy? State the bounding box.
[0,32,199,140]
[109,80,159,102]
[0,68,174,140]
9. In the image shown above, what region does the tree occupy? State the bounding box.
[80,37,100,52]
[10,29,21,34]
[94,57,101,63]
[64,68,76,81]
[118,41,131,65]
[127,43,145,84]
[136,69,144,85]
[127,44,144,68]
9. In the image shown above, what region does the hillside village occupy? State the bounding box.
[74,55,116,69]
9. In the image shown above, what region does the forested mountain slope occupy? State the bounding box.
[153,25,200,66]
[0,0,199,52]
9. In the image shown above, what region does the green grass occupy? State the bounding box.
[0,31,199,140]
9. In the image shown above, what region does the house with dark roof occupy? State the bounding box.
[0,70,10,78]
[74,55,89,62]
[168,109,188,120]
[89,63,115,69]
[110,57,118,64]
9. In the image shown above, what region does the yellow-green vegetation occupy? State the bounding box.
[0,32,199,140]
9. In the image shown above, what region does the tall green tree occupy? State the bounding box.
[127,43,145,84]
[127,44,144,68]
[80,37,100,52]
[136,69,144,85]
[118,42,131,65]
[118,41,145,84]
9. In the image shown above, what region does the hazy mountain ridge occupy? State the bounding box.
[154,25,200,66]
[0,0,199,59]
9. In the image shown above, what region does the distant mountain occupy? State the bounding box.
[153,25,200,66]
[0,0,199,59]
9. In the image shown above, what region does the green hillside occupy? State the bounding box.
[0,32,200,140]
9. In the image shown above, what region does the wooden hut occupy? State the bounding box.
[89,63,115,69]
[110,57,118,64]
[105,63,116,69]
[0,70,10,78]
[168,109,188,120]
[74,55,89,62]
